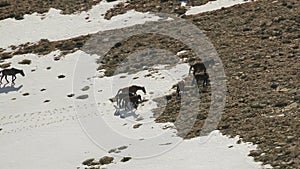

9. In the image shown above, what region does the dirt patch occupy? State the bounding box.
[18,59,31,65]
[104,0,219,20]
[104,0,186,20]
[0,35,90,62]
[95,33,196,76]
[0,0,102,21]
[0,62,11,68]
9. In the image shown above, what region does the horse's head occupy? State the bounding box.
[141,87,146,94]
[20,70,25,76]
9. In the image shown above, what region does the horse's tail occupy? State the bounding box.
[116,89,121,95]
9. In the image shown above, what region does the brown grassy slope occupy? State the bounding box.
[0,0,102,20]
[184,0,299,168]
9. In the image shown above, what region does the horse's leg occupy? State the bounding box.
[203,78,208,87]
[12,75,16,83]
[5,75,9,83]
[191,76,195,86]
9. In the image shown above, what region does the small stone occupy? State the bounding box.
[43,100,50,103]
[58,75,65,79]
[67,94,75,98]
[81,86,90,91]
[120,157,131,162]
[133,123,142,129]
[22,93,30,96]
[118,146,128,150]
[76,94,89,100]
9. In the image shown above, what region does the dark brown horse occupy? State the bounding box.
[117,85,146,95]
[189,59,215,76]
[0,68,25,84]
[189,62,206,76]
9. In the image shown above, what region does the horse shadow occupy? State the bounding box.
[0,83,23,94]
[113,106,139,119]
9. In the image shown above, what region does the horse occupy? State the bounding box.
[189,59,215,76]
[189,62,206,76]
[0,68,25,84]
[193,72,209,87]
[117,85,146,95]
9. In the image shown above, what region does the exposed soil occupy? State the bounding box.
[95,33,196,76]
[0,35,90,61]
[0,0,102,20]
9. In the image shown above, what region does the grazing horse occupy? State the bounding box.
[0,68,25,84]
[117,85,146,95]
[193,72,209,87]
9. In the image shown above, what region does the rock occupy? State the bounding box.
[43,100,50,103]
[270,83,278,89]
[108,148,120,153]
[81,86,90,91]
[82,158,95,166]
[133,123,142,129]
[120,157,132,162]
[18,59,31,65]
[76,94,89,100]
[58,75,65,79]
[118,146,128,150]
[67,94,75,97]
[99,156,114,165]
[274,102,288,108]
[22,93,30,96]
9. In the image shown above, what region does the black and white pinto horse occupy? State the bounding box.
[0,68,25,84]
